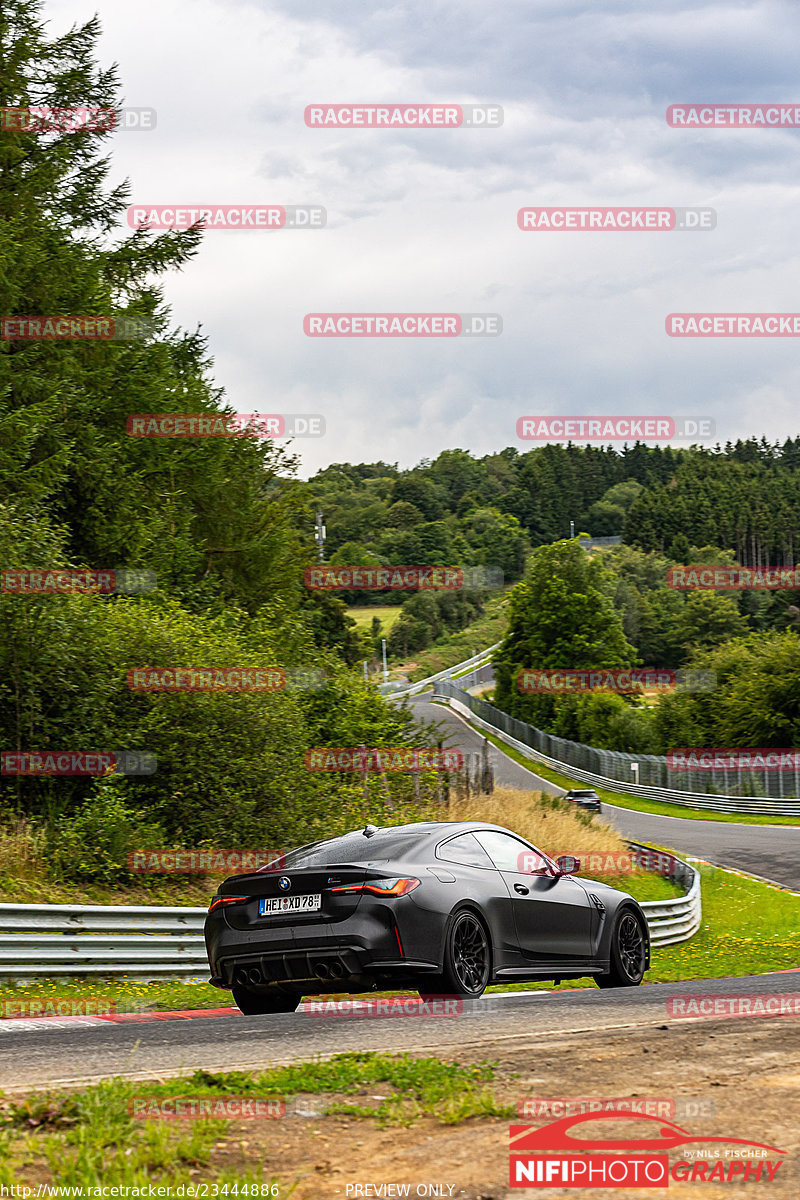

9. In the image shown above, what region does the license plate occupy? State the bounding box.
[259,894,321,916]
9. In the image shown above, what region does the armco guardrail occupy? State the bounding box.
[0,903,207,980]
[384,642,501,699]
[629,842,702,948]
[434,681,800,816]
[0,844,699,979]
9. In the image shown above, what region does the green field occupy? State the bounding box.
[346,605,404,632]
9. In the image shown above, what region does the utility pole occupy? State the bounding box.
[314,511,326,561]
[381,638,388,683]
[570,519,575,538]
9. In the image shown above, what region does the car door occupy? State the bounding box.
[473,829,594,963]
[435,831,523,970]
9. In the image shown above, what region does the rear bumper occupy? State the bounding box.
[205,909,440,994]
[208,947,440,993]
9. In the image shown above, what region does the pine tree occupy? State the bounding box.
[0,0,306,611]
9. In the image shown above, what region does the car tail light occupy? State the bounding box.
[328,877,420,896]
[208,894,249,913]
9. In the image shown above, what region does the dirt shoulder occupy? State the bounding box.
[168,1019,800,1197]
[4,1017,797,1196]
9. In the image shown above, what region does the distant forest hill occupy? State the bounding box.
[305,437,800,573]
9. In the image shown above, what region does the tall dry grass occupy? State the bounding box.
[444,785,629,861]
[0,819,47,883]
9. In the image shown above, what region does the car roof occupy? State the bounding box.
[278,820,525,864]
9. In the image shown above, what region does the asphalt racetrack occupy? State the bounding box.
[408,692,800,889]
[1,972,798,1092]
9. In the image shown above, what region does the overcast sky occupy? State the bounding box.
[45,0,800,476]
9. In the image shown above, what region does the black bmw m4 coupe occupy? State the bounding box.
[204,821,650,1014]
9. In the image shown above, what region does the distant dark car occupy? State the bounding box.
[204,820,648,1015]
[563,788,602,813]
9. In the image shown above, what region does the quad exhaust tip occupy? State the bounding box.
[234,958,347,986]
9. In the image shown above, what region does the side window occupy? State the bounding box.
[436,832,495,868]
[474,830,550,875]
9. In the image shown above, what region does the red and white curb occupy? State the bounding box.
[0,991,553,1032]
[0,1006,239,1032]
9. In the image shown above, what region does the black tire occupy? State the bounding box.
[430,909,491,998]
[418,975,447,1000]
[594,908,647,989]
[231,986,302,1015]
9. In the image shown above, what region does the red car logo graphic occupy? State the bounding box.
[510,1110,785,1155]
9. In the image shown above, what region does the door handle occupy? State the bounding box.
[514,883,529,895]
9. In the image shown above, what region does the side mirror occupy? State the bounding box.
[555,855,580,876]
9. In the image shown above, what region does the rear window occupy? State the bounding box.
[277,827,429,868]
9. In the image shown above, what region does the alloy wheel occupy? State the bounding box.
[617,912,646,981]
[451,912,490,994]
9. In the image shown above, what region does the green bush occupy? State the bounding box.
[45,778,166,884]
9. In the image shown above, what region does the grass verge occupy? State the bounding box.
[0,1054,510,1187]
[490,856,800,992]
